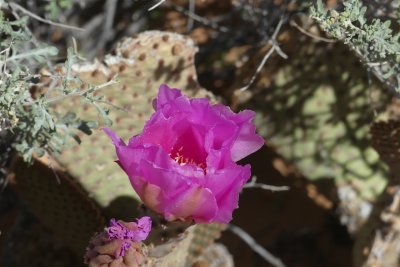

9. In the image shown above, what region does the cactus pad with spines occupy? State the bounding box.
[186,223,226,266]
[1,210,85,267]
[53,31,205,214]
[11,157,104,256]
[12,31,224,264]
[190,243,234,267]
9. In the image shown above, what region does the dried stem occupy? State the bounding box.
[23,78,118,106]
[240,17,288,91]
[168,2,229,32]
[244,182,289,191]
[244,176,289,191]
[187,0,195,31]
[96,0,118,53]
[228,224,287,267]
[290,19,336,43]
[149,0,167,11]
[8,2,84,31]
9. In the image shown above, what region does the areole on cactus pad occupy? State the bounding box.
[105,84,264,223]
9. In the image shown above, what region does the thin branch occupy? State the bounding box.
[271,40,288,59]
[0,44,11,76]
[228,224,287,267]
[271,17,284,40]
[266,17,288,59]
[240,16,287,91]
[239,46,275,91]
[8,2,84,31]
[97,99,128,112]
[94,0,118,56]
[244,176,289,191]
[269,18,288,59]
[187,0,195,31]
[148,0,166,11]
[168,2,229,32]
[366,61,388,67]
[45,152,61,184]
[290,20,336,43]
[5,47,58,62]
[244,182,289,191]
[7,6,54,70]
[44,79,118,105]
[24,78,118,106]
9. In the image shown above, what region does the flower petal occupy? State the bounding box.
[103,127,126,146]
[226,110,264,161]
[155,84,182,110]
[164,186,218,223]
[230,123,264,161]
[128,216,152,241]
[205,164,251,223]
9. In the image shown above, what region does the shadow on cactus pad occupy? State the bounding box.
[232,32,391,201]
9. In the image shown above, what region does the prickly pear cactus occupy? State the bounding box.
[144,223,226,267]
[188,226,230,267]
[11,31,224,265]
[53,31,207,215]
[190,243,234,267]
[10,157,104,256]
[229,27,391,231]
[353,120,400,267]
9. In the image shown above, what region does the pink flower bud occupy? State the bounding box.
[85,217,151,267]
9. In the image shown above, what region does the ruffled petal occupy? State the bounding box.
[155,84,182,110]
[164,186,218,223]
[205,164,251,223]
[128,112,181,151]
[230,123,264,161]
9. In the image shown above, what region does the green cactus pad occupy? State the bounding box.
[12,31,224,263]
[186,223,226,266]
[52,31,205,214]
[145,223,226,267]
[190,243,233,267]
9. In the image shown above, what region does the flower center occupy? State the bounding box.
[170,146,206,171]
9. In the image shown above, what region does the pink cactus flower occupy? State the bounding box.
[105,84,264,223]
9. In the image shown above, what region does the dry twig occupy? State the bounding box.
[244,176,289,191]
[168,2,229,32]
[240,17,288,91]
[228,224,287,267]
[8,2,84,31]
[187,0,195,31]
[149,0,167,11]
[290,19,336,43]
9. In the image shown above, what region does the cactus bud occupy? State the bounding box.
[85,217,151,267]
